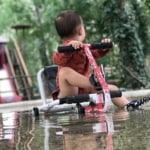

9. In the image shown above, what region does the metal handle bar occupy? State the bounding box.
[58,42,113,53]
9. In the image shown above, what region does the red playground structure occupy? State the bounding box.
[0,39,22,103]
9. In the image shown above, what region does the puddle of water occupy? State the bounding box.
[0,107,150,150]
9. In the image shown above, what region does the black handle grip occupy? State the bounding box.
[110,90,122,98]
[59,90,121,105]
[58,45,79,52]
[59,94,90,104]
[91,42,113,49]
[58,42,113,53]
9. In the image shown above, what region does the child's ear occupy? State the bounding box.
[78,26,83,35]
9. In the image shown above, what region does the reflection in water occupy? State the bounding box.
[0,111,35,150]
[114,109,150,150]
[0,108,150,149]
[0,112,19,150]
[40,113,114,150]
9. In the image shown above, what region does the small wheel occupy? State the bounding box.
[126,105,134,111]
[33,107,40,117]
[76,103,85,114]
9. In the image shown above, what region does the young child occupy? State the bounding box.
[52,10,129,108]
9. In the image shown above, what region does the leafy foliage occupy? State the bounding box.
[95,0,150,88]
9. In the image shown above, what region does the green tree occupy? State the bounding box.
[0,0,63,73]
[97,0,149,89]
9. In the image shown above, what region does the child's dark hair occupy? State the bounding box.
[55,10,82,38]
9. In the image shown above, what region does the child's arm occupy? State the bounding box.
[91,49,109,59]
[52,52,72,65]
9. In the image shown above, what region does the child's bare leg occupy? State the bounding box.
[108,84,129,108]
[58,67,94,98]
[58,68,129,108]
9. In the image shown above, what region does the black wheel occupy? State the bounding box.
[76,103,85,114]
[126,105,134,111]
[33,107,40,117]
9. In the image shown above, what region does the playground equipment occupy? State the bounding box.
[0,39,21,102]
[0,37,33,102]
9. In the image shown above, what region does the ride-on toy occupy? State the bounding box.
[33,42,150,116]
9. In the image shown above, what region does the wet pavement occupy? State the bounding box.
[0,106,150,150]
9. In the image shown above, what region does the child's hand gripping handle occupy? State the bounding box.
[58,42,113,52]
